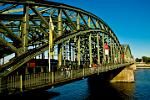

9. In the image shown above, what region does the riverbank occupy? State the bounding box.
[136,63,150,69]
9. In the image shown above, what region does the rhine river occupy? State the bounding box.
[5,68,150,100]
[46,69,150,100]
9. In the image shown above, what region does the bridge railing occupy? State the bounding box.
[0,63,132,95]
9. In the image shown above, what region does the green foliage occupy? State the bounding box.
[142,56,150,64]
[135,58,142,62]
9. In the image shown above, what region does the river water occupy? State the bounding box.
[47,69,150,100]
[4,68,150,100]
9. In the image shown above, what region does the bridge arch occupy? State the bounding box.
[0,1,124,76]
[122,44,133,63]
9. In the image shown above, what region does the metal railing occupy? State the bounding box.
[0,63,132,95]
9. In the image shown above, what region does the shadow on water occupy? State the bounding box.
[87,75,135,100]
[0,89,60,100]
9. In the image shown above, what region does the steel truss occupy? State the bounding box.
[0,0,133,77]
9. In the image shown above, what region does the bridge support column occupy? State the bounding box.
[102,33,105,64]
[111,64,136,82]
[77,37,81,67]
[89,34,93,66]
[110,38,113,64]
[58,8,62,68]
[97,34,100,65]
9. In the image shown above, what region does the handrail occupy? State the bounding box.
[0,63,133,95]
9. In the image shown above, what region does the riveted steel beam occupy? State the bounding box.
[0,37,18,53]
[0,1,122,46]
[91,18,97,28]
[0,1,133,78]
[2,8,23,14]
[97,33,100,64]
[57,9,63,67]
[77,36,81,66]
[30,6,49,28]
[0,1,122,47]
[0,42,49,77]
[79,13,88,29]
[102,32,105,64]
[76,13,80,30]
[0,22,22,43]
[0,4,18,14]
[21,5,29,52]
[58,8,62,37]
[62,9,77,30]
[89,33,92,65]
[30,19,48,36]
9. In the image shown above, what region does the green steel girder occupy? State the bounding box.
[79,13,89,29]
[0,22,22,43]
[0,4,18,14]
[0,1,133,77]
[122,44,133,58]
[0,42,49,77]
[91,18,97,28]
[30,19,48,37]
[30,7,49,28]
[55,29,109,45]
[0,3,120,47]
[62,9,77,30]
[0,37,18,53]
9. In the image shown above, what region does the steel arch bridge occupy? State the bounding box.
[0,1,134,93]
[0,0,133,76]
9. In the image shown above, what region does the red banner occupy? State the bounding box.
[104,42,109,50]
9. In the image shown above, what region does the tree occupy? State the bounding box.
[142,56,150,63]
[135,58,142,62]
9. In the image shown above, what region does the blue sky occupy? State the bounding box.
[53,0,150,58]
[0,0,149,59]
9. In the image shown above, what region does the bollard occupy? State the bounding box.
[20,75,23,92]
[52,72,54,84]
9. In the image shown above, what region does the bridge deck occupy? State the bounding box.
[0,63,132,95]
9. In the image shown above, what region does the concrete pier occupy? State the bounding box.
[111,64,136,82]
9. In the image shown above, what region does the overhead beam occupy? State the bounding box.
[54,29,105,45]
[30,20,48,36]
[2,8,23,14]
[0,22,22,43]
[30,6,49,28]
[0,4,18,14]
[0,14,23,20]
[62,9,77,30]
[0,37,18,53]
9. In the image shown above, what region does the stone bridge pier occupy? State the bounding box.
[111,63,136,82]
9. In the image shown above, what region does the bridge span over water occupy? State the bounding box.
[0,0,135,95]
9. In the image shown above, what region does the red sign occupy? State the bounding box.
[27,60,36,68]
[121,53,124,59]
[104,43,109,50]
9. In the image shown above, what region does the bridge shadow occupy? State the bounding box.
[87,74,135,100]
[0,88,60,100]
